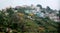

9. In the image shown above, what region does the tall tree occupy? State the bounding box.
[6,7,14,16]
[46,6,51,10]
[37,4,42,9]
[59,10,60,19]
[46,6,52,13]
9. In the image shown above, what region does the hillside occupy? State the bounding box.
[0,6,59,33]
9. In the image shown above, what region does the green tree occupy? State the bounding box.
[57,10,60,19]
[6,7,14,16]
[46,6,51,10]
[37,4,42,9]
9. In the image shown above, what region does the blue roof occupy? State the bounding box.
[36,12,45,17]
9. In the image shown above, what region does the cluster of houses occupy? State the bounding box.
[2,4,59,22]
[16,4,59,22]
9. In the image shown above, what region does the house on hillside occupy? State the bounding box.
[24,5,45,18]
[48,13,59,22]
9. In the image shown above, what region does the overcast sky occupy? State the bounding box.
[0,0,59,10]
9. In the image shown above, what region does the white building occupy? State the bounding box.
[48,13,59,22]
[25,5,45,18]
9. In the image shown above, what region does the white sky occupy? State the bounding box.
[0,0,59,10]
